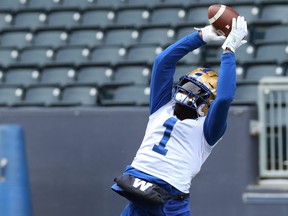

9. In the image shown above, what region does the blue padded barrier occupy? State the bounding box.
[0,124,32,216]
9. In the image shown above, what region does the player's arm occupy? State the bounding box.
[204,16,248,146]
[203,51,236,146]
[149,32,205,114]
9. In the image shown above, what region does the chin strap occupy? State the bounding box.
[196,104,205,117]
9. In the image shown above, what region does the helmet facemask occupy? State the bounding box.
[173,68,218,118]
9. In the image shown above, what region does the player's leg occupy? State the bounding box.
[120,198,190,216]
[120,203,135,216]
[163,198,191,216]
[120,202,151,216]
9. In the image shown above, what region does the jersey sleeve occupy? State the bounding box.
[203,52,236,146]
[149,32,205,114]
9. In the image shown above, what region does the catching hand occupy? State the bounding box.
[222,16,248,52]
[194,25,226,43]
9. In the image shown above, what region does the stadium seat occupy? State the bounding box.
[255,44,288,64]
[54,46,90,65]
[0,12,13,29]
[233,84,258,105]
[113,65,151,85]
[76,66,114,86]
[125,44,161,64]
[173,64,197,84]
[20,86,61,106]
[204,47,224,64]
[61,0,98,8]
[259,4,288,24]
[0,69,4,84]
[13,11,48,30]
[68,29,104,47]
[208,0,227,2]
[163,0,198,5]
[179,47,202,65]
[221,0,253,3]
[34,30,68,48]
[0,87,23,106]
[200,64,245,84]
[0,48,19,67]
[59,85,98,106]
[119,0,163,7]
[3,68,40,87]
[90,45,125,64]
[186,6,210,26]
[0,0,26,10]
[81,9,115,27]
[176,26,194,40]
[40,67,76,86]
[252,24,288,44]
[19,47,54,65]
[0,30,33,49]
[25,0,63,10]
[114,8,150,28]
[244,64,284,83]
[235,43,255,65]
[101,85,150,106]
[47,10,81,28]
[103,28,139,46]
[211,65,221,74]
[235,66,245,83]
[89,0,125,7]
[150,7,187,26]
[204,43,255,65]
[138,27,175,46]
[232,5,260,23]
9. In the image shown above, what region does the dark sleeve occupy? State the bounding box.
[203,52,236,146]
[149,32,206,114]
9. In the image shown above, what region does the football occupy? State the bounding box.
[208,4,239,37]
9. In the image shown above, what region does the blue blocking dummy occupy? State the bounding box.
[0,124,32,216]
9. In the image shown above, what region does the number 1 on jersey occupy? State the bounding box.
[152,117,177,156]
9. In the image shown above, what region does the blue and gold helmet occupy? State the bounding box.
[173,68,218,117]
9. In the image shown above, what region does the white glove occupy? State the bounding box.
[194,25,226,43]
[222,16,248,52]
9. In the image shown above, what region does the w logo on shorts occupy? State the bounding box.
[114,174,168,204]
[132,178,153,192]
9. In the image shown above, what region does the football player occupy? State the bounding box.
[112,16,248,216]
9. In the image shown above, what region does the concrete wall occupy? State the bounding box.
[0,106,287,216]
